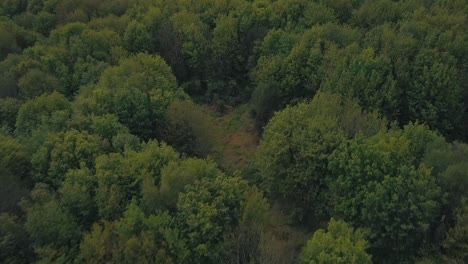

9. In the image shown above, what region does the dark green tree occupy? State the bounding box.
[123,20,151,53]
[408,49,463,139]
[15,92,72,135]
[17,68,60,99]
[22,184,83,263]
[163,100,216,157]
[59,167,97,228]
[255,92,385,222]
[0,97,21,133]
[321,45,399,121]
[0,133,31,213]
[328,130,442,262]
[0,213,34,264]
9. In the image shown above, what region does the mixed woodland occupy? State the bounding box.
[0,0,468,263]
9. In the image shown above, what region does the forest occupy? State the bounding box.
[0,0,467,263]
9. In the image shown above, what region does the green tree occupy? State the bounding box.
[33,11,56,36]
[79,202,179,263]
[91,87,154,139]
[2,0,27,17]
[427,142,468,209]
[96,141,179,220]
[301,218,371,264]
[70,112,132,151]
[422,141,468,251]
[59,167,97,228]
[0,54,23,97]
[159,158,222,210]
[170,11,210,83]
[250,80,281,129]
[15,92,72,135]
[18,68,60,99]
[95,152,140,221]
[27,0,43,14]
[0,19,36,60]
[0,213,34,264]
[90,53,186,139]
[250,29,297,127]
[222,186,274,264]
[31,129,104,188]
[0,97,21,133]
[0,23,20,59]
[0,133,31,213]
[142,7,186,82]
[408,49,463,139]
[271,0,336,30]
[88,114,129,144]
[211,14,243,96]
[114,202,175,263]
[68,28,121,63]
[176,175,249,263]
[255,29,298,58]
[255,92,385,222]
[163,100,216,157]
[253,32,323,108]
[321,45,399,121]
[328,130,442,262]
[322,0,356,23]
[350,0,403,28]
[78,221,117,263]
[124,20,151,53]
[71,56,109,91]
[48,22,88,46]
[442,200,468,263]
[16,45,71,97]
[22,184,82,263]
[252,24,361,128]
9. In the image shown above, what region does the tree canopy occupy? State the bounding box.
[1,0,467,263]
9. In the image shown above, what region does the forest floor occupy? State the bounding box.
[203,104,259,173]
[202,104,310,261]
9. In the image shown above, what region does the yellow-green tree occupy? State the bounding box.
[301,218,371,264]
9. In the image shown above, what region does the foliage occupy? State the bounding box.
[95,140,179,220]
[1,0,468,263]
[301,218,371,264]
[0,97,21,133]
[18,68,60,99]
[328,130,442,262]
[22,184,83,263]
[408,49,463,139]
[0,213,34,264]
[442,200,468,263]
[321,45,398,121]
[31,129,104,189]
[163,100,215,157]
[123,20,151,53]
[159,158,222,210]
[15,92,72,135]
[79,203,176,264]
[0,133,31,213]
[59,167,97,228]
[89,53,185,139]
[176,175,249,263]
[255,92,385,222]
